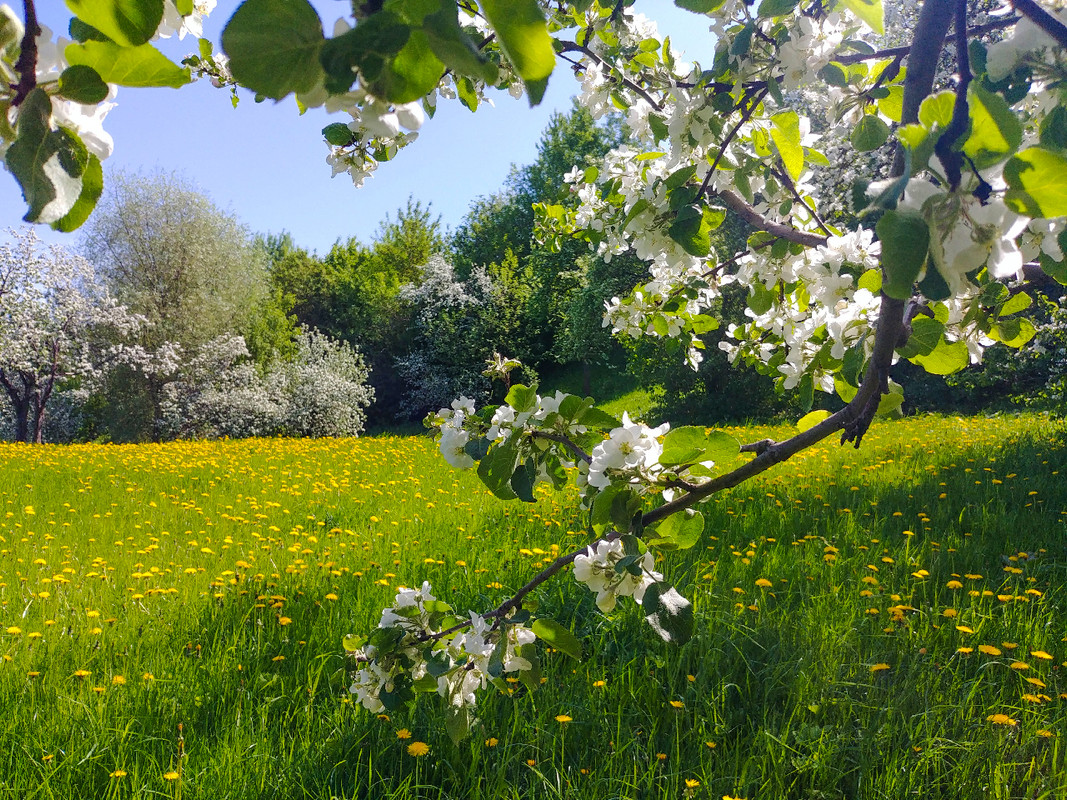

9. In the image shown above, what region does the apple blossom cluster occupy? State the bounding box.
[573,538,662,613]
[346,581,538,715]
[537,0,1065,400]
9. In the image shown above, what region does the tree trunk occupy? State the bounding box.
[31,396,45,444]
[12,399,30,443]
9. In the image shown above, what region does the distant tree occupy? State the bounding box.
[0,228,142,443]
[79,170,269,438]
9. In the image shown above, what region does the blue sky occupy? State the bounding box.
[3,2,714,255]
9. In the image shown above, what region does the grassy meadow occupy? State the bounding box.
[2,414,1067,799]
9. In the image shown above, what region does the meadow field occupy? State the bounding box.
[2,414,1066,799]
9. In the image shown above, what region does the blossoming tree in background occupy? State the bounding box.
[2,0,1066,739]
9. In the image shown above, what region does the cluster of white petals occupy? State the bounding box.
[573,539,662,613]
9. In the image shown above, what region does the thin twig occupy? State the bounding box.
[934,0,972,190]
[557,41,665,112]
[769,165,833,237]
[833,17,1019,64]
[700,87,768,196]
[1012,0,1067,48]
[531,431,592,464]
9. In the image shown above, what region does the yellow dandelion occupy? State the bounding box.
[526,758,537,766]
[110,770,127,778]
[1037,729,1054,738]
[143,672,155,681]
[163,771,180,781]
[395,728,412,740]
[685,779,701,788]
[555,714,573,723]
[755,578,772,588]
[592,680,606,687]
[946,580,963,589]
[956,625,974,634]
[979,645,1002,656]
[986,714,1018,726]
[656,752,667,761]
[669,700,684,709]
[870,663,890,673]
[112,675,126,685]
[1010,661,1029,670]
[485,737,498,747]
[278,616,292,626]
[1032,650,1054,660]
[6,626,22,635]
[73,669,91,679]
[325,593,339,601]
[1025,677,1047,688]
[406,741,430,757]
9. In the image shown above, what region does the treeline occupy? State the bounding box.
[5,105,1063,444]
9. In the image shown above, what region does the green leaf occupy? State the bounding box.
[857,269,882,294]
[668,204,716,257]
[52,152,102,233]
[68,18,110,43]
[990,317,1036,348]
[6,89,87,224]
[818,62,848,88]
[770,111,803,181]
[57,65,109,104]
[877,210,930,300]
[999,291,1031,317]
[476,440,519,500]
[221,0,324,100]
[839,0,883,33]
[797,410,830,432]
[647,510,704,550]
[424,0,499,84]
[675,0,720,10]
[510,458,537,503]
[591,485,640,535]
[322,122,354,146]
[963,84,1023,170]
[65,41,191,88]
[505,383,537,413]
[897,316,944,358]
[912,338,969,375]
[660,427,739,467]
[1039,106,1067,151]
[531,618,582,660]
[445,707,472,744]
[851,114,890,152]
[757,0,800,16]
[65,0,162,47]
[877,85,904,122]
[918,90,954,129]
[319,13,409,94]
[918,260,951,301]
[578,405,621,430]
[375,29,445,103]
[642,584,695,645]
[342,634,364,652]
[875,383,904,417]
[480,0,554,105]
[1004,148,1067,218]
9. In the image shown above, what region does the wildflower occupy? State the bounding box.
[163,771,180,780]
[526,758,536,766]
[593,680,606,687]
[1010,661,1029,670]
[485,737,498,747]
[986,714,1018,726]
[73,669,91,679]
[110,770,127,778]
[1032,650,1053,660]
[870,663,890,673]
[979,645,1002,656]
[755,578,772,588]
[656,753,667,761]
[395,728,412,740]
[278,616,292,626]
[406,741,430,757]
[669,700,684,708]
[6,626,21,635]
[555,715,573,723]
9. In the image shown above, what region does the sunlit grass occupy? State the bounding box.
[1,413,1065,798]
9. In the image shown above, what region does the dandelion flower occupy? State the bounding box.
[979,645,1002,656]
[555,715,573,723]
[111,675,126,686]
[73,669,91,679]
[755,578,772,588]
[1032,650,1053,660]
[6,626,22,635]
[163,771,180,780]
[395,728,412,740]
[669,700,684,709]
[986,713,1018,726]
[870,663,890,673]
[407,741,430,757]
[485,737,498,747]
[110,770,127,778]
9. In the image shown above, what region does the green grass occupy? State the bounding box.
[1,414,1066,799]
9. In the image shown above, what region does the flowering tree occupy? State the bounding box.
[0,227,143,442]
[3,0,1067,738]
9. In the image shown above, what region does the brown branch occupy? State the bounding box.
[531,431,592,464]
[1012,0,1067,48]
[934,0,972,190]
[641,294,906,527]
[713,190,829,248]
[11,0,40,107]
[769,165,833,237]
[557,41,665,112]
[700,87,769,196]
[833,17,1020,65]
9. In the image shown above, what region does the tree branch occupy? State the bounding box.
[832,17,1019,64]
[934,0,972,190]
[12,0,40,107]
[700,87,769,197]
[712,190,829,248]
[1012,0,1067,48]
[531,431,592,464]
[557,41,665,112]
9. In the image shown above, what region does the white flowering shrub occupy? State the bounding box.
[6,0,1067,741]
[275,328,374,438]
[158,329,373,440]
